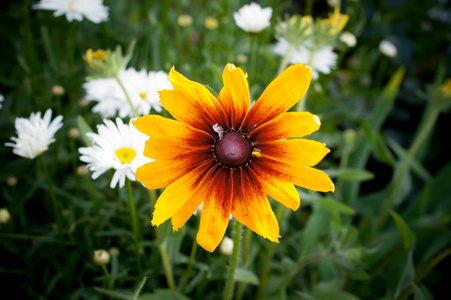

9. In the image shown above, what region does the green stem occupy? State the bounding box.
[374,107,440,235]
[224,220,243,300]
[277,43,294,76]
[115,75,138,118]
[101,264,113,290]
[160,241,176,291]
[148,189,157,212]
[39,156,62,232]
[296,91,309,112]
[248,34,258,82]
[126,179,143,275]
[181,236,198,293]
[255,203,284,300]
[396,246,451,300]
[305,0,314,15]
[235,228,252,300]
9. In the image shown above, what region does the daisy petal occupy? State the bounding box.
[197,168,233,252]
[242,64,312,131]
[151,161,217,226]
[250,112,321,142]
[257,139,330,167]
[231,168,280,242]
[253,157,335,192]
[218,64,250,129]
[160,67,229,134]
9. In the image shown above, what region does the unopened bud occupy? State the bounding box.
[93,249,110,266]
[235,54,248,64]
[379,40,397,58]
[219,236,234,255]
[178,14,193,27]
[339,32,357,47]
[79,97,88,107]
[0,208,11,225]
[6,176,18,187]
[51,85,65,96]
[77,165,89,176]
[109,247,120,256]
[68,128,81,139]
[205,17,218,30]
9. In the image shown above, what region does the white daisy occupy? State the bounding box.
[83,68,171,118]
[79,118,153,189]
[33,0,109,24]
[233,2,272,33]
[274,38,338,79]
[5,109,63,159]
[379,40,397,58]
[0,93,4,109]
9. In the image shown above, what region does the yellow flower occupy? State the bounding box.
[438,79,451,97]
[204,17,218,29]
[323,6,349,35]
[134,64,334,252]
[83,49,107,67]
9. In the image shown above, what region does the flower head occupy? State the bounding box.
[33,0,109,23]
[322,6,349,35]
[5,109,63,159]
[274,38,338,79]
[79,118,152,188]
[339,31,357,47]
[134,64,334,252]
[233,2,273,33]
[204,17,219,30]
[379,40,397,58]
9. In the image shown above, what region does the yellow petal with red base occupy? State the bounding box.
[217,64,250,129]
[250,111,321,142]
[197,168,233,252]
[242,64,312,131]
[172,183,209,231]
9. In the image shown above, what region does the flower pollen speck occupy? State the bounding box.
[134,63,334,252]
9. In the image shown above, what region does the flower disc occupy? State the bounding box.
[215,131,252,167]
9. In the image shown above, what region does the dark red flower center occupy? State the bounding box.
[215,131,253,168]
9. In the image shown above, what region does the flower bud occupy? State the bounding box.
[93,249,110,266]
[6,176,18,187]
[51,85,65,96]
[205,17,218,30]
[77,165,89,176]
[79,97,89,107]
[109,247,120,256]
[68,128,81,139]
[339,32,357,47]
[379,40,397,58]
[219,236,234,256]
[235,54,248,64]
[178,14,193,27]
[0,208,11,225]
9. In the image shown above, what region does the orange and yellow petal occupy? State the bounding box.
[136,150,211,190]
[197,168,233,252]
[172,183,209,231]
[253,157,335,193]
[242,64,312,131]
[217,64,250,130]
[151,161,217,226]
[161,67,229,134]
[231,168,280,242]
[250,111,321,142]
[257,139,330,167]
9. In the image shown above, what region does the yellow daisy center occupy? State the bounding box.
[139,93,147,100]
[115,147,137,164]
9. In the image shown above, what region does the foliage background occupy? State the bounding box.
[0,0,450,299]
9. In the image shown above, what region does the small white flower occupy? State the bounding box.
[219,236,234,256]
[274,38,338,79]
[79,118,153,189]
[233,2,272,33]
[379,40,397,58]
[339,31,357,47]
[33,0,109,24]
[5,109,63,159]
[83,68,172,118]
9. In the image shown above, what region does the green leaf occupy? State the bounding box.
[138,289,189,300]
[316,197,355,215]
[132,276,147,300]
[326,168,375,182]
[93,287,130,300]
[234,268,259,285]
[390,210,416,248]
[394,247,416,298]
[77,115,94,146]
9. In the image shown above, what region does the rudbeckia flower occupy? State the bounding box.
[134,64,334,252]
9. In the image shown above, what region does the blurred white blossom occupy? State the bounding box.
[379,40,397,58]
[79,118,152,189]
[219,236,234,255]
[33,0,109,24]
[5,109,63,159]
[233,2,272,33]
[0,93,4,109]
[339,31,357,47]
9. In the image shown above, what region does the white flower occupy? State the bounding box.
[79,118,153,189]
[33,0,109,24]
[233,2,272,33]
[379,40,397,58]
[0,93,4,109]
[5,109,63,159]
[274,38,338,79]
[83,68,171,118]
[339,31,357,47]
